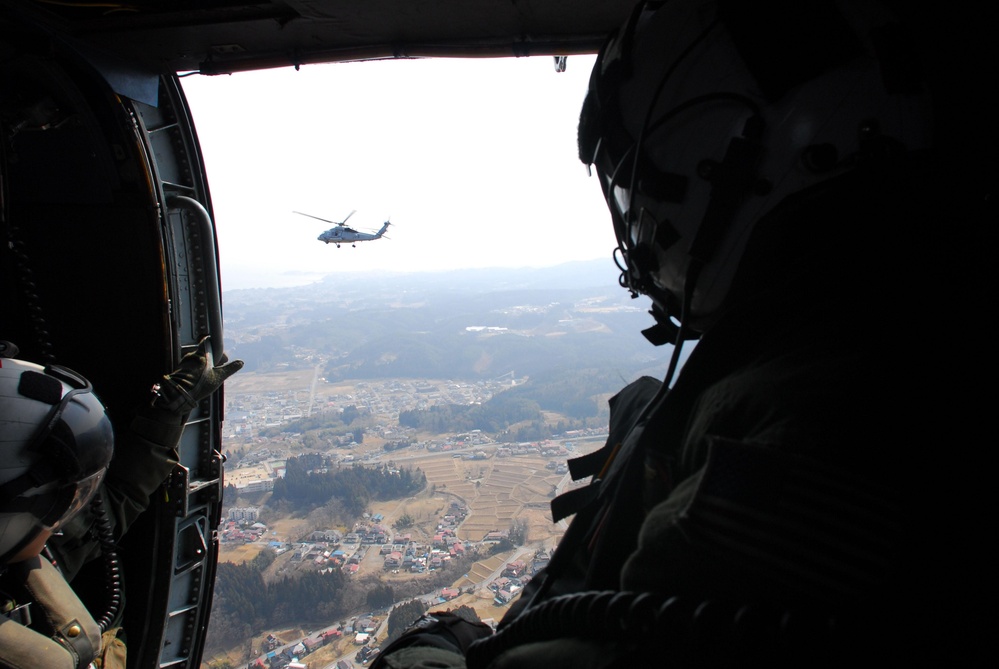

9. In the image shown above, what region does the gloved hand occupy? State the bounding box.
[151,336,243,414]
[370,611,493,669]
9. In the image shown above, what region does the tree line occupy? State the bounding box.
[206,551,347,651]
[399,393,542,433]
[270,456,426,515]
[206,544,486,655]
[260,405,366,437]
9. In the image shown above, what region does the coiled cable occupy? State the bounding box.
[89,492,122,632]
[5,221,56,365]
[465,590,851,669]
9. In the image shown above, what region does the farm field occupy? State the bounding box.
[214,369,609,667]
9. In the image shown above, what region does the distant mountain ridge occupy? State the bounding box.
[226,258,626,299]
[223,259,676,388]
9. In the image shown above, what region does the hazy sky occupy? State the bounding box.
[180,55,619,290]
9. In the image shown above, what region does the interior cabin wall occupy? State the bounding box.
[1,22,180,665]
[1,38,170,419]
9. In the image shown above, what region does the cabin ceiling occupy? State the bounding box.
[9,1,637,75]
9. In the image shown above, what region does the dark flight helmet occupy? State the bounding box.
[579,0,933,338]
[0,356,114,564]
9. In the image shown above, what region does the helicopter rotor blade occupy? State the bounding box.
[293,211,336,224]
[342,210,357,224]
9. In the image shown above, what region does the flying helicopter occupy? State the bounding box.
[293,210,391,246]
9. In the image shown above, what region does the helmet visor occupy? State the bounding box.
[41,469,107,531]
[4,467,107,533]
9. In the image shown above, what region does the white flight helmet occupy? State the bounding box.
[580,0,933,337]
[0,356,114,563]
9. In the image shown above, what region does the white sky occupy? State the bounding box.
[180,55,619,290]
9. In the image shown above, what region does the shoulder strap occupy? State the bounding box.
[8,557,101,669]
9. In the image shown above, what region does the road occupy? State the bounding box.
[306,363,323,417]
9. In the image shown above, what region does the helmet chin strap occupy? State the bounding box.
[664,257,703,389]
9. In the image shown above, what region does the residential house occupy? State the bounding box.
[503,560,526,578]
[321,629,342,644]
[383,551,402,569]
[310,529,342,543]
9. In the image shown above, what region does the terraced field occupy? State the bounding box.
[418,454,565,542]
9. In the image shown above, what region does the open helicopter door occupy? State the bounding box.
[120,78,228,669]
[1,13,225,668]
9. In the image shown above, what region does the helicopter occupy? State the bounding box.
[294,210,391,246]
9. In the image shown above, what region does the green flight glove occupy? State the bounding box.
[151,336,243,414]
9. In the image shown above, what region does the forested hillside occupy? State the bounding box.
[209,553,346,646]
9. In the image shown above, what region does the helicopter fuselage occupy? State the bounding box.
[317,221,390,245]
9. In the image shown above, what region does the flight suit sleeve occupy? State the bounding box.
[101,405,183,536]
[47,406,182,581]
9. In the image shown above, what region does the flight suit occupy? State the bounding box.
[378,281,923,668]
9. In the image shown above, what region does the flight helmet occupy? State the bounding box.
[0,356,114,563]
[579,0,933,337]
